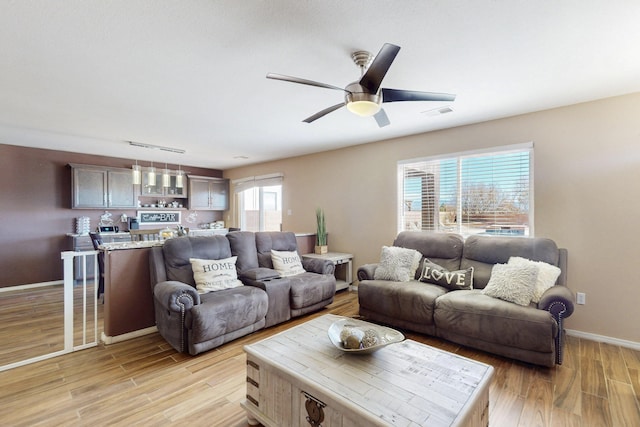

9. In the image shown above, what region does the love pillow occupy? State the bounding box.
[420,260,474,291]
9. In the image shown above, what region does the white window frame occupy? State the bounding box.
[397,142,534,237]
[233,173,283,232]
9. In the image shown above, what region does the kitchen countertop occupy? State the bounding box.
[99,240,164,250]
[67,232,131,237]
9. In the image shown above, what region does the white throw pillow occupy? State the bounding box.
[190,257,243,294]
[508,256,561,303]
[482,263,538,306]
[373,246,422,282]
[271,250,305,277]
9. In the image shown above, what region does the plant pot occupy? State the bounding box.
[314,245,328,255]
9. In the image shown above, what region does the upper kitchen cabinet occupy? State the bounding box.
[140,172,187,198]
[70,164,139,209]
[188,175,229,210]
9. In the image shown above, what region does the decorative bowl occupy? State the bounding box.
[327,317,404,354]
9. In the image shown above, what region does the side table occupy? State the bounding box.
[302,252,353,291]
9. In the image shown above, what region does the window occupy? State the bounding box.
[233,174,283,232]
[398,143,533,236]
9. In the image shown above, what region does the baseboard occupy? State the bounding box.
[101,326,158,345]
[566,329,640,351]
[0,280,63,293]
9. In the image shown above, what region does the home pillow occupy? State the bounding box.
[373,246,422,282]
[482,263,538,306]
[508,256,561,303]
[420,260,474,290]
[270,250,305,277]
[190,257,243,294]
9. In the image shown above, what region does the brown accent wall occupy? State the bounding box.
[0,143,223,287]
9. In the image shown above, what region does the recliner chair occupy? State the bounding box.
[149,235,268,355]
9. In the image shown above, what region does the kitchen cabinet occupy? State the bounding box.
[140,172,187,198]
[188,175,229,210]
[70,164,139,209]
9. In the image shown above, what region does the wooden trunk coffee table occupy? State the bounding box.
[241,314,493,427]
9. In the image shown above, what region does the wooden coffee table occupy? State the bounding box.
[241,314,493,427]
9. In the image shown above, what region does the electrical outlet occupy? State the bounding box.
[576,292,586,305]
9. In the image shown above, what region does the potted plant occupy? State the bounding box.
[315,208,328,254]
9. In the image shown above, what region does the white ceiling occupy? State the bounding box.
[1,1,639,170]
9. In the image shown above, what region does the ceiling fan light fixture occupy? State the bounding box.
[345,92,381,117]
[347,100,381,117]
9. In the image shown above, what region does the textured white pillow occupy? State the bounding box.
[508,256,561,303]
[374,246,422,282]
[271,250,305,277]
[190,257,243,294]
[482,263,538,306]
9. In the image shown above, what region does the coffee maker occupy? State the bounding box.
[128,217,139,230]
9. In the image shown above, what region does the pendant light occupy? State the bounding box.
[175,166,184,188]
[162,163,171,188]
[147,161,156,186]
[132,160,141,185]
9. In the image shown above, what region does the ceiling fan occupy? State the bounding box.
[267,43,456,127]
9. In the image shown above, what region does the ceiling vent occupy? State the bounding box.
[421,106,454,117]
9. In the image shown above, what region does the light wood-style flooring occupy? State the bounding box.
[1,288,640,426]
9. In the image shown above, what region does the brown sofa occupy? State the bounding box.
[357,232,574,367]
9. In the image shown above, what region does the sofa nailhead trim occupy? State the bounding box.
[177,292,194,353]
[547,301,567,365]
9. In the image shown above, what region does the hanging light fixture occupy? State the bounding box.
[132,160,141,185]
[162,163,171,188]
[175,166,184,188]
[147,161,156,186]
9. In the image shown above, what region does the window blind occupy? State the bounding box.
[398,144,533,236]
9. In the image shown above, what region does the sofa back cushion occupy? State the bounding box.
[461,235,559,289]
[226,231,260,273]
[162,235,232,286]
[255,232,299,269]
[393,231,464,278]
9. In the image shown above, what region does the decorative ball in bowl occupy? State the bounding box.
[327,317,404,354]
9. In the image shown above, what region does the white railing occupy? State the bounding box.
[0,251,99,372]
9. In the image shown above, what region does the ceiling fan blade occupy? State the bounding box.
[267,73,347,92]
[303,102,346,123]
[359,43,401,93]
[373,109,390,128]
[381,88,456,103]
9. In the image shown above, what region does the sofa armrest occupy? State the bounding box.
[538,284,574,365]
[302,258,335,275]
[153,281,200,312]
[357,263,378,281]
[538,285,575,318]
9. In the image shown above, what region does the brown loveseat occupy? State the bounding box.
[357,232,574,367]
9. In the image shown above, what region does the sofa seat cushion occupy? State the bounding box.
[434,290,558,353]
[185,286,268,343]
[288,272,335,309]
[359,280,448,326]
